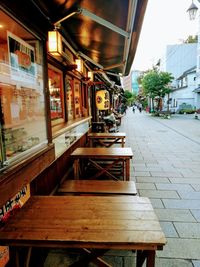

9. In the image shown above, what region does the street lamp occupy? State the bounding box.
[187,0,200,20]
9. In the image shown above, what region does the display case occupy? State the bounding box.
[53,120,89,157]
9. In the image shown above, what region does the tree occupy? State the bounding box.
[123,90,137,106]
[141,70,173,112]
[185,35,197,43]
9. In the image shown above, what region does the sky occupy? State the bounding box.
[131,0,198,71]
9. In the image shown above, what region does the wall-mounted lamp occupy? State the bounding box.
[88,71,94,81]
[48,30,62,56]
[75,59,83,72]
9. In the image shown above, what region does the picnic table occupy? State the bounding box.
[88,132,126,147]
[70,147,133,181]
[0,195,166,267]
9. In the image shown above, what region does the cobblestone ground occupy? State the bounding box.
[45,108,200,267]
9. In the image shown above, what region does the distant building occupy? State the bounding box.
[121,70,141,94]
[121,71,132,92]
[162,43,199,111]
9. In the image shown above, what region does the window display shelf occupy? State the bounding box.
[53,119,90,157]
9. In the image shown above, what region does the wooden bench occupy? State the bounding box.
[57,180,137,196]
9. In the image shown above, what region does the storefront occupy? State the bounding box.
[0,1,148,265]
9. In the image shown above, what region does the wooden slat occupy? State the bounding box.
[71,147,133,158]
[0,196,166,251]
[58,180,137,195]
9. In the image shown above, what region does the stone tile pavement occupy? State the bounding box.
[120,108,200,267]
[44,109,200,267]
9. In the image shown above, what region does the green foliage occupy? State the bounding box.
[123,90,137,106]
[178,109,196,114]
[142,70,173,98]
[185,35,197,43]
[141,70,173,111]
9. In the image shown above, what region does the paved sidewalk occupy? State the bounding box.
[120,108,200,267]
[44,109,200,267]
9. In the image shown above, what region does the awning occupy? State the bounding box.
[1,0,148,77]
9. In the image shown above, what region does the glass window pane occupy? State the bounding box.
[48,65,64,121]
[0,10,47,167]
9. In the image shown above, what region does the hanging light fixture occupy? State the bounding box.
[96,90,110,110]
[187,1,198,20]
[75,58,83,72]
[88,71,94,81]
[48,30,62,56]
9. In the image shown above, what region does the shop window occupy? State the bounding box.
[0,10,47,169]
[74,79,82,118]
[66,75,74,121]
[48,65,64,124]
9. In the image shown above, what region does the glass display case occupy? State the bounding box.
[53,120,89,157]
[0,10,48,169]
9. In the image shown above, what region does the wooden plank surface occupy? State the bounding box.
[88,133,126,138]
[0,196,166,250]
[71,147,133,158]
[58,180,137,195]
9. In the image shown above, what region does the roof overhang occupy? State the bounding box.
[1,0,148,78]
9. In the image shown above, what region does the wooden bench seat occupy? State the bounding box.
[57,180,137,196]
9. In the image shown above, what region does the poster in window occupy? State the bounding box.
[48,67,64,120]
[7,31,36,82]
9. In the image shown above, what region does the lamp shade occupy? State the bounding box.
[75,59,83,72]
[96,90,110,110]
[88,71,94,81]
[187,2,198,20]
[48,31,62,56]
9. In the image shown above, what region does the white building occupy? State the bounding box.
[163,43,200,111]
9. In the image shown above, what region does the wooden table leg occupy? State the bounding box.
[122,137,125,147]
[136,250,155,267]
[73,159,80,180]
[125,159,130,181]
[146,251,155,267]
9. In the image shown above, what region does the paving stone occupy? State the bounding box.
[150,171,183,177]
[169,178,200,184]
[155,209,196,222]
[160,222,178,237]
[133,171,151,177]
[135,177,170,183]
[174,222,200,238]
[157,238,200,259]
[191,210,200,222]
[156,183,194,191]
[192,260,200,267]
[178,191,200,199]
[155,258,193,267]
[135,183,156,190]
[162,199,200,209]
[139,189,179,199]
[148,198,164,208]
[191,184,200,191]
[102,256,123,267]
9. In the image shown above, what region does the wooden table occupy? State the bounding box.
[88,132,126,147]
[70,147,133,181]
[57,180,137,196]
[0,196,166,267]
